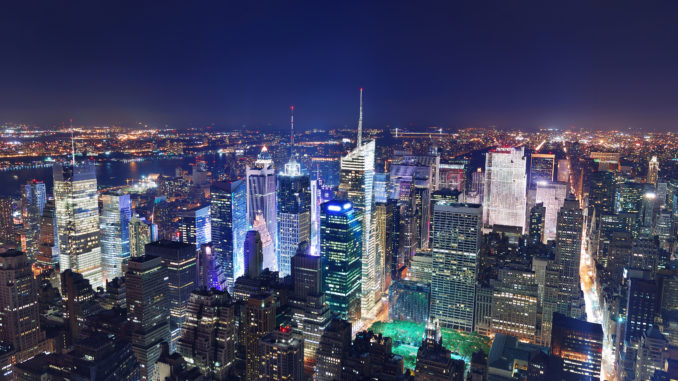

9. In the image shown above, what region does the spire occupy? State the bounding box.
[290,105,295,150]
[357,88,363,148]
[70,118,76,166]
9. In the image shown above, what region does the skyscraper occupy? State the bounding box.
[246,146,278,264]
[37,198,58,265]
[177,288,235,380]
[315,319,352,381]
[0,250,47,364]
[53,161,104,289]
[430,202,482,331]
[277,158,311,277]
[528,202,546,244]
[483,147,527,232]
[100,192,132,282]
[550,313,603,380]
[21,180,46,261]
[244,230,264,279]
[145,240,197,353]
[555,194,583,308]
[126,255,171,381]
[648,156,659,185]
[320,200,362,323]
[211,180,248,292]
[589,170,616,216]
[258,328,304,381]
[535,181,568,242]
[244,293,276,380]
[179,205,211,251]
[530,153,556,187]
[129,214,157,258]
[338,89,378,317]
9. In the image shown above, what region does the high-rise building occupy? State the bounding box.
[126,255,171,381]
[53,161,104,289]
[490,267,539,343]
[177,288,235,380]
[388,279,430,324]
[179,205,211,251]
[0,250,47,365]
[535,181,568,242]
[61,269,101,344]
[244,230,264,279]
[430,202,482,331]
[648,156,659,185]
[145,240,197,353]
[37,198,58,265]
[315,319,352,381]
[550,313,603,380]
[606,231,633,285]
[635,327,668,381]
[258,328,304,381]
[277,158,311,278]
[246,146,278,263]
[530,153,556,187]
[320,200,362,323]
[555,194,583,307]
[21,180,46,260]
[100,192,132,282]
[557,159,570,183]
[483,147,527,232]
[244,293,276,381]
[289,248,331,370]
[211,180,247,292]
[0,196,16,244]
[528,203,546,244]
[625,277,658,344]
[129,214,157,258]
[589,170,616,216]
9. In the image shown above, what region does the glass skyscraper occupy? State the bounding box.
[320,200,362,323]
[53,161,103,289]
[21,180,46,261]
[179,204,212,250]
[430,202,482,331]
[211,180,247,292]
[246,147,278,265]
[277,158,311,277]
[100,192,132,282]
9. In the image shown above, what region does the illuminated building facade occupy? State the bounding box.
[246,147,278,258]
[320,200,362,323]
[535,181,568,242]
[258,328,304,381]
[555,194,584,309]
[53,161,103,289]
[21,180,46,261]
[244,293,276,381]
[211,180,247,292]
[430,202,482,331]
[179,205,211,251]
[100,192,131,282]
[550,313,603,380]
[530,153,555,187]
[277,157,311,277]
[483,147,527,232]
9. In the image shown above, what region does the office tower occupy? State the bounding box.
[648,156,659,185]
[129,214,157,258]
[341,331,404,379]
[389,161,434,251]
[616,181,648,216]
[555,194,583,305]
[0,250,47,364]
[591,151,621,171]
[635,327,668,381]
[244,230,264,279]
[530,153,556,187]
[179,205,211,250]
[375,201,392,292]
[430,202,482,331]
[177,288,235,380]
[557,159,570,183]
[145,240,197,353]
[258,328,304,381]
[102,276,126,309]
[100,192,132,282]
[483,147,527,232]
[289,249,330,369]
[589,170,616,215]
[597,213,631,269]
[246,146,278,259]
[529,203,546,243]
[490,267,539,343]
[415,320,465,381]
[253,211,276,271]
[320,200,362,323]
[316,319,352,381]
[61,269,102,344]
[607,231,633,285]
[126,255,171,381]
[374,172,390,203]
[409,250,433,283]
[550,313,603,380]
[639,191,658,234]
[0,196,16,244]
[388,279,430,324]
[439,162,466,192]
[53,161,104,289]
[21,180,46,260]
[625,277,658,344]
[631,234,660,274]
[37,198,57,265]
[244,293,276,381]
[277,157,311,278]
[535,181,568,241]
[211,180,247,292]
[197,242,221,290]
[339,90,377,316]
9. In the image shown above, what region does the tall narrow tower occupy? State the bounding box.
[357,88,363,148]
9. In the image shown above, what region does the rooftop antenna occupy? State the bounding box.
[290,105,295,153]
[357,88,363,148]
[70,118,76,166]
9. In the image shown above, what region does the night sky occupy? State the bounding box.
[2,1,678,131]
